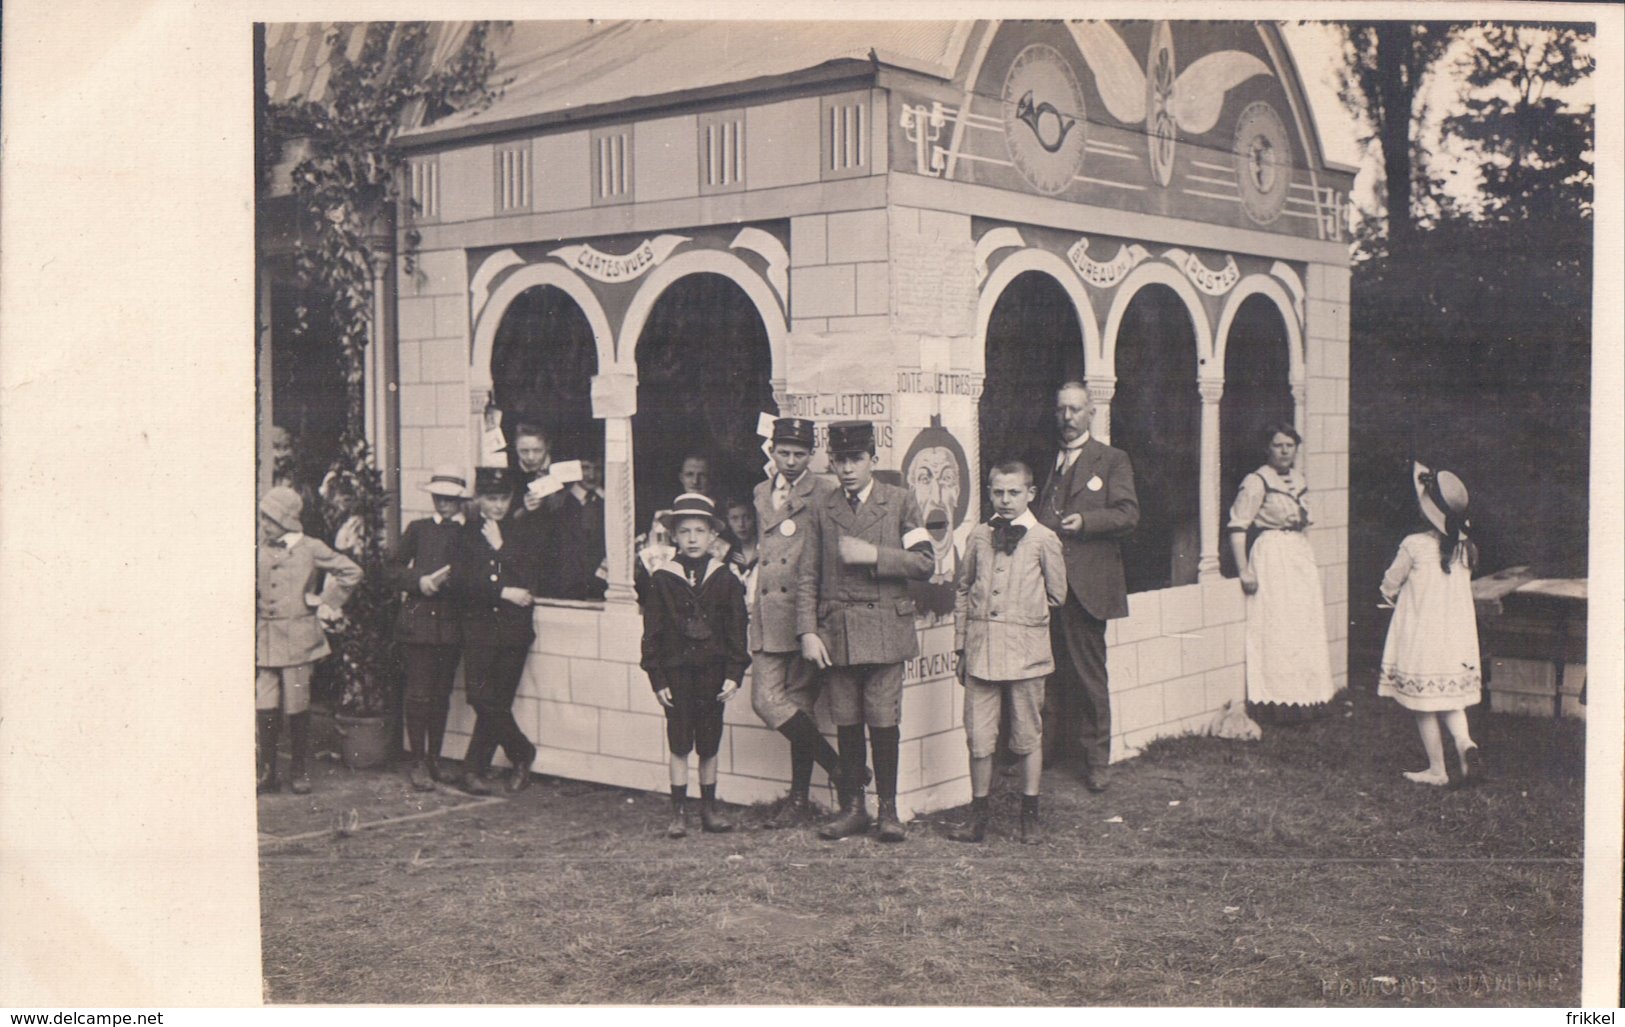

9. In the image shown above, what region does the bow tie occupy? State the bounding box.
[989,517,1026,555]
[269,539,289,550]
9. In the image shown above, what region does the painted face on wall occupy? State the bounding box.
[907,446,962,574]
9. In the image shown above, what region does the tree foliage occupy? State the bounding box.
[1444,24,1594,223]
[1337,22,1458,249]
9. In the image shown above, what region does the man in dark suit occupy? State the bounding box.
[1035,382,1139,792]
[796,421,936,841]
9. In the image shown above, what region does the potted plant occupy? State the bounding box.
[321,458,397,769]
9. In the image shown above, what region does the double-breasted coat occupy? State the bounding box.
[447,514,546,649]
[794,481,935,666]
[384,516,464,646]
[750,470,837,654]
[256,536,361,667]
[1035,437,1139,620]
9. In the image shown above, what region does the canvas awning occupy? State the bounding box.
[395,20,973,146]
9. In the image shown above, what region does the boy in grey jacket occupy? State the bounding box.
[951,461,1067,844]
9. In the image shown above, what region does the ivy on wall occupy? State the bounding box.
[261,21,503,714]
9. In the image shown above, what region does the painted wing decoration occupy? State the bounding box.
[1067,21,1271,133]
[1169,51,1272,134]
[1068,22,1145,124]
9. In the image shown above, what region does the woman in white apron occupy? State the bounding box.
[1227,424,1337,725]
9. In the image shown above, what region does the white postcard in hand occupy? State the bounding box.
[529,476,564,499]
[549,459,583,484]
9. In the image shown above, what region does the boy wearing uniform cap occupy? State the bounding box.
[384,466,471,791]
[796,421,936,842]
[750,417,847,828]
[446,467,544,796]
[256,486,362,794]
[639,494,750,838]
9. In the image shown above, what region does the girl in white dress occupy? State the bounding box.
[1378,463,1482,786]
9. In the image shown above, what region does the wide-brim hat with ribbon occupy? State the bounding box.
[259,485,304,533]
[474,466,517,496]
[1413,461,1470,535]
[657,493,727,534]
[771,417,817,448]
[422,465,472,499]
[827,420,876,456]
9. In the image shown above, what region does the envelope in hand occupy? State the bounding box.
[529,476,565,499]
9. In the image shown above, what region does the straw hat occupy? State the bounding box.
[421,465,472,499]
[1412,461,1470,535]
[657,493,726,534]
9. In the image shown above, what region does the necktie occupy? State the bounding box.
[990,516,1027,555]
[847,491,861,515]
[772,475,790,511]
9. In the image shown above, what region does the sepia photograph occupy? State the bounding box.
[1,0,1618,1014]
[247,14,1604,1006]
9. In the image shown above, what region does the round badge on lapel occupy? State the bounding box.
[780,520,797,537]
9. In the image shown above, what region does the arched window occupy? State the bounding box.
[491,285,602,467]
[979,271,1085,520]
[1219,294,1295,578]
[632,273,776,532]
[1112,284,1200,593]
[491,285,606,601]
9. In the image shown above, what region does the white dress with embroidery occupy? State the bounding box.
[1377,532,1482,712]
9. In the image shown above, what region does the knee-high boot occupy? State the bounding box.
[287,711,313,795]
[256,711,281,794]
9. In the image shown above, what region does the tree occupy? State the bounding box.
[1444,24,1594,224]
[1337,22,1457,250]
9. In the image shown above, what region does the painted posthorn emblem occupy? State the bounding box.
[1233,101,1291,225]
[1002,43,1088,196]
[1015,90,1077,153]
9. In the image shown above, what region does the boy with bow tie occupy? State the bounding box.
[949,462,1067,844]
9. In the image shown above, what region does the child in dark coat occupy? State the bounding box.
[384,465,471,791]
[640,493,750,838]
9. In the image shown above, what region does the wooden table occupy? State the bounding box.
[1473,567,1588,719]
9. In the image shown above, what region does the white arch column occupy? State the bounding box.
[1198,377,1225,581]
[1085,375,1116,443]
[595,383,638,606]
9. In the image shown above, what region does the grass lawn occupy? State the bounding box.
[259,685,1583,1006]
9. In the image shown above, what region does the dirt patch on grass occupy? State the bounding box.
[260,688,1584,1006]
